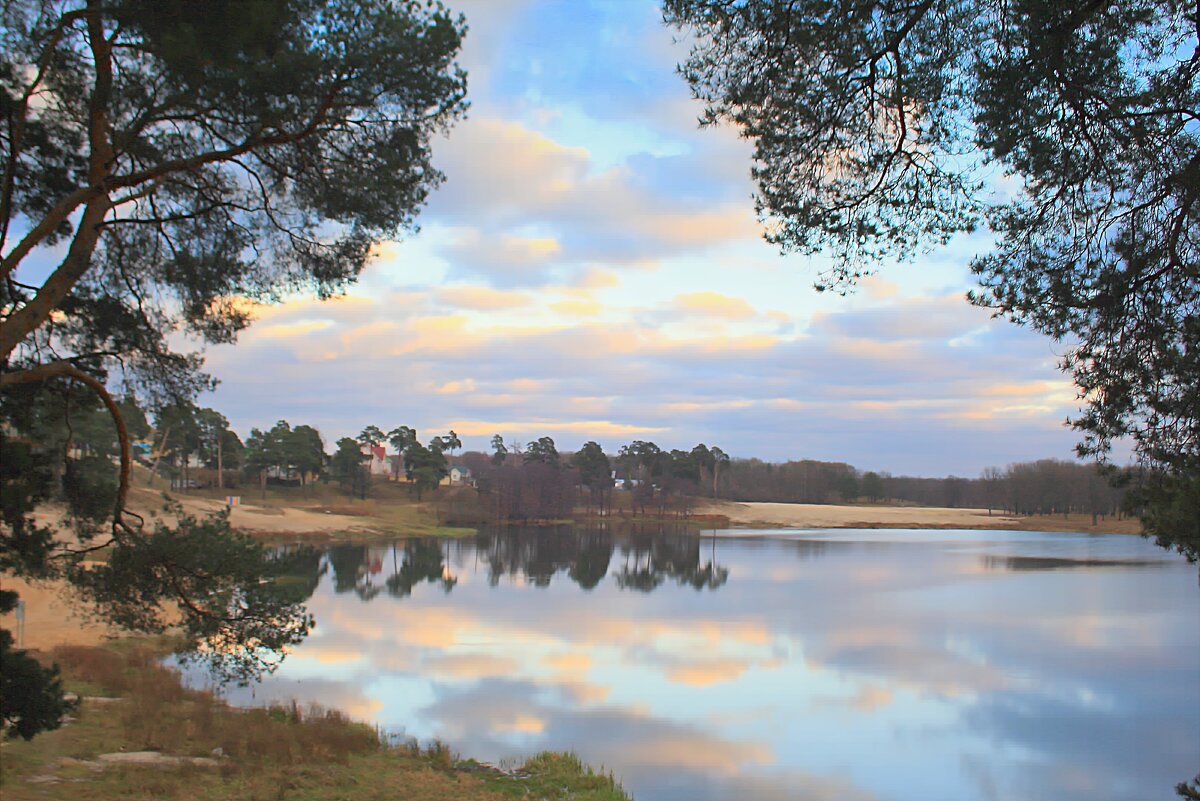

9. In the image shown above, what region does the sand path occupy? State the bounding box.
[212,500,377,536]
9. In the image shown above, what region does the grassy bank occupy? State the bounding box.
[0,639,630,801]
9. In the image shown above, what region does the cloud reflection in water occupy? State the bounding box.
[202,527,1197,801]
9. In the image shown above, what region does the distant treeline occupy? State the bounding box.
[714,458,1128,519]
[73,393,1128,521]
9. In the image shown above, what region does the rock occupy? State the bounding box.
[97,751,221,768]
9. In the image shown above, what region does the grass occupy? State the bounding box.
[1008,511,1143,535]
[479,752,628,800]
[0,639,631,801]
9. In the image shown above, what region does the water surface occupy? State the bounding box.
[201,527,1199,801]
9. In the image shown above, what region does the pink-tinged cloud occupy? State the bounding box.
[444,419,667,438]
[665,658,752,687]
[206,245,1086,475]
[424,653,520,680]
[436,285,533,311]
[550,298,603,317]
[425,117,765,285]
[673,291,757,320]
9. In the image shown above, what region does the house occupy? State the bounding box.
[444,464,473,487]
[611,469,641,489]
[361,443,389,476]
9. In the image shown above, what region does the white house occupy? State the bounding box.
[446,465,473,486]
[361,443,390,476]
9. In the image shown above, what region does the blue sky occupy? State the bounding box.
[202,0,1089,476]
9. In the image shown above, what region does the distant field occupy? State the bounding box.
[696,499,1142,535]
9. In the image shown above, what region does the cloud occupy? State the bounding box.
[200,17,1087,479]
[255,319,335,339]
[435,379,479,395]
[672,291,757,320]
[424,653,520,680]
[861,275,900,301]
[421,679,774,775]
[572,267,620,290]
[549,298,603,317]
[424,117,761,285]
[812,682,895,714]
[430,117,592,224]
[664,657,750,687]
[807,292,989,342]
[444,419,667,438]
[440,229,565,286]
[436,286,533,311]
[206,275,1084,475]
[544,652,591,675]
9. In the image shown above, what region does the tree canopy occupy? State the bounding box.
[244,419,325,484]
[330,436,369,499]
[524,435,561,467]
[2,0,466,391]
[571,441,611,489]
[403,437,450,500]
[490,433,509,466]
[0,0,467,737]
[665,0,1199,555]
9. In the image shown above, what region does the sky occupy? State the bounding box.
[201,0,1090,477]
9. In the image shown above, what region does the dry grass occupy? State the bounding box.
[50,641,379,765]
[0,640,632,801]
[1013,512,1143,535]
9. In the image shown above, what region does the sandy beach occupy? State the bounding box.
[693,499,1140,534]
[696,500,1019,529]
[122,487,382,537]
[0,575,118,651]
[204,498,379,536]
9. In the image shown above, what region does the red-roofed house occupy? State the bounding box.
[361,443,390,476]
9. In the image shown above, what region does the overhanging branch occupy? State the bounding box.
[0,360,140,541]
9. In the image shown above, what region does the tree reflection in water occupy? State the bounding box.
[326,541,457,600]
[320,525,729,601]
[617,529,728,592]
[387,540,458,598]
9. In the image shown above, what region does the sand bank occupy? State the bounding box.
[694,499,1136,534]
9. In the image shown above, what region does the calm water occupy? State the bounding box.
[201,527,1199,801]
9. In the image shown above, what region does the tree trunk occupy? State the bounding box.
[216,435,224,490]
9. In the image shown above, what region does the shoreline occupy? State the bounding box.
[139,489,1146,540]
[110,472,1141,539]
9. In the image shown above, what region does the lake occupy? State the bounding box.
[195,526,1199,801]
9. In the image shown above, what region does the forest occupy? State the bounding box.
[94,397,1130,524]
